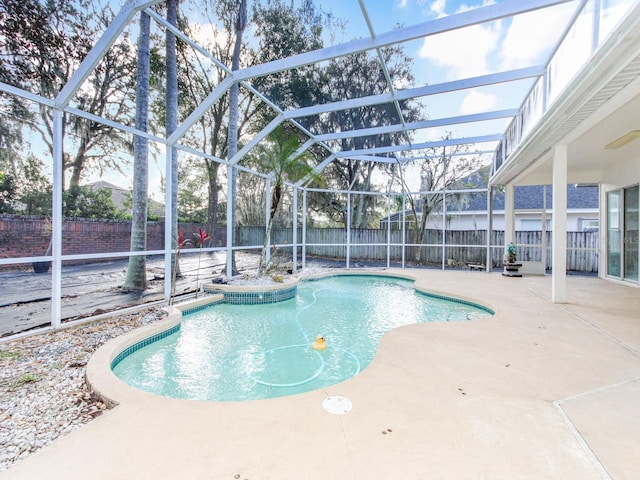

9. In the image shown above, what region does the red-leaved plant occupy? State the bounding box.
[193,228,212,298]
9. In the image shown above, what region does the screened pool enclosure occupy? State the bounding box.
[1,0,638,335]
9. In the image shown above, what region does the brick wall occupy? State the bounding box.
[0,215,227,262]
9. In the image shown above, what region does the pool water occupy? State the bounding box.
[113,276,492,401]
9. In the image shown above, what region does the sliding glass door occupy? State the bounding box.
[607,191,621,277]
[624,186,638,281]
[607,185,639,282]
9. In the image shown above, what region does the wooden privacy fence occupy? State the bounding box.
[0,215,597,273]
[240,227,599,272]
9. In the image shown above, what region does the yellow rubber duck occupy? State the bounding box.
[312,335,327,351]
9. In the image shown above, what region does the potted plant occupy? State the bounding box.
[32,257,51,273]
[506,242,517,263]
[502,242,522,277]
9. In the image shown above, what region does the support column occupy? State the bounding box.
[386,194,391,268]
[552,144,568,303]
[401,194,406,268]
[292,186,298,272]
[441,192,446,270]
[164,146,174,302]
[265,176,271,267]
[504,183,516,249]
[346,192,351,268]
[598,185,607,278]
[51,110,64,329]
[302,189,307,270]
[226,166,234,279]
[486,186,493,272]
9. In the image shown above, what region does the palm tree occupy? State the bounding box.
[166,0,180,279]
[123,11,151,292]
[226,0,247,277]
[254,126,319,276]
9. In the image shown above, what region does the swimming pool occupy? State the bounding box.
[113,275,493,401]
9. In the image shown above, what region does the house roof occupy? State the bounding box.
[466,184,600,212]
[446,184,599,213]
[381,183,598,222]
[86,181,164,217]
[86,181,130,209]
[446,166,599,212]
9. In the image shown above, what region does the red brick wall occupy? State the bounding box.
[0,215,227,262]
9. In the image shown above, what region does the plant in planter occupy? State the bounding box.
[502,242,522,277]
[506,242,517,264]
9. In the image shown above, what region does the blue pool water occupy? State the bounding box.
[113,275,492,401]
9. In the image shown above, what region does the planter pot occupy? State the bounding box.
[502,262,522,277]
[32,261,52,273]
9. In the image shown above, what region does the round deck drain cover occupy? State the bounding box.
[322,396,352,415]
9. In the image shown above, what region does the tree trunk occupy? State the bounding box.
[166,0,180,280]
[226,0,247,277]
[68,134,90,188]
[414,204,432,263]
[258,181,282,276]
[204,116,222,248]
[123,11,151,292]
[258,215,275,276]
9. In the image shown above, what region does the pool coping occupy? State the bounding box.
[203,278,298,304]
[85,269,495,407]
[203,277,299,293]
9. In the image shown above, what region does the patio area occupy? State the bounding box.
[1,269,638,480]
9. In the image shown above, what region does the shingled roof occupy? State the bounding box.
[443,166,599,212]
[454,184,599,212]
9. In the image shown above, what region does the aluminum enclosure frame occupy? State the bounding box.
[1,0,618,331]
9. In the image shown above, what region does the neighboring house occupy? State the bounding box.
[86,180,164,218]
[380,184,599,232]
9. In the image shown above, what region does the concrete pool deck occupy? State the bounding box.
[2,269,639,479]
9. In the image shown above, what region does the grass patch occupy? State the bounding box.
[17,372,38,384]
[0,350,19,360]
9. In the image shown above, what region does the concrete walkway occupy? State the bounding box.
[2,270,639,479]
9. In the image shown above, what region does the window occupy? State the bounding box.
[578,218,599,232]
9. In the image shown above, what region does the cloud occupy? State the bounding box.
[428,0,447,17]
[456,0,496,14]
[498,4,575,69]
[460,89,497,114]
[395,0,409,9]
[417,21,502,79]
[416,1,574,81]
